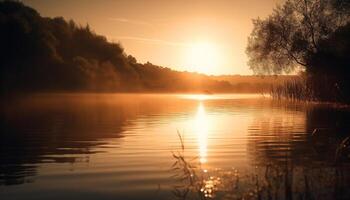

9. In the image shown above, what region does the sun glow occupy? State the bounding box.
[186,41,221,75]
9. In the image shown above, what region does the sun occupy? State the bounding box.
[186,41,220,75]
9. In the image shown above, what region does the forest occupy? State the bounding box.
[0,1,229,94]
[0,1,284,96]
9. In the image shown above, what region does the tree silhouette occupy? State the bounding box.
[246,0,350,102]
[246,0,349,74]
[0,1,239,95]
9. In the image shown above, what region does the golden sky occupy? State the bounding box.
[23,0,283,75]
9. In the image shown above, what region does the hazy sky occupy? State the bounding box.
[23,0,283,75]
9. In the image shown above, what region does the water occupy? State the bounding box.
[1,94,350,199]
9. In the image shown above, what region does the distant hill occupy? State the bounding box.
[0,1,296,95]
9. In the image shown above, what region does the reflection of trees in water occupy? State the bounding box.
[247,103,350,166]
[247,104,310,166]
[1,94,198,186]
[1,95,128,185]
[306,107,350,165]
[239,103,350,199]
[305,106,350,136]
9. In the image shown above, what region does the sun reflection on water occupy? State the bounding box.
[195,102,209,164]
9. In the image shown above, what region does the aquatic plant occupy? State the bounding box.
[270,77,314,102]
[269,75,350,103]
[171,132,350,200]
[171,131,206,200]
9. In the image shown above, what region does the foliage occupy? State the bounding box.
[0,1,234,95]
[246,0,350,74]
[247,0,350,103]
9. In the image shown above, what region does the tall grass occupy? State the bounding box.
[270,78,315,102]
[270,75,346,103]
[171,133,350,200]
[171,131,206,200]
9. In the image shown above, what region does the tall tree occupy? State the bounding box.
[246,0,350,75]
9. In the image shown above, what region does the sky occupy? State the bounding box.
[23,0,284,75]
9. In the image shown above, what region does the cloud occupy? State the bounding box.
[108,17,153,26]
[110,36,189,47]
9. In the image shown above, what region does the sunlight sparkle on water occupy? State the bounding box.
[195,102,209,164]
[184,94,210,101]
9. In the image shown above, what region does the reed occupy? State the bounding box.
[270,78,314,102]
[170,132,350,200]
[270,75,347,103]
[171,131,206,200]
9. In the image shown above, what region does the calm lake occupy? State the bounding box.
[1,94,350,200]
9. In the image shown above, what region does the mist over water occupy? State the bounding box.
[1,94,350,199]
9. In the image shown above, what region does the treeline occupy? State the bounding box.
[0,1,239,95]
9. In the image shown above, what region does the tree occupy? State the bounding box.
[0,1,236,95]
[246,0,350,75]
